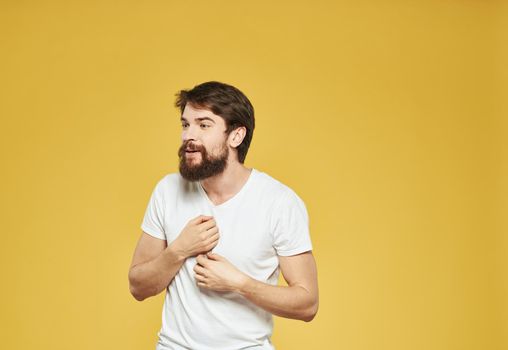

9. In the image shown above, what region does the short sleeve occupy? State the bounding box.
[271,188,313,256]
[140,178,167,240]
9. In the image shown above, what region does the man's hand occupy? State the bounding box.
[172,215,220,259]
[194,253,249,292]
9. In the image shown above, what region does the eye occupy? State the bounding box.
[200,124,211,128]
[181,123,189,128]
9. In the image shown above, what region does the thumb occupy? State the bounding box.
[207,252,221,260]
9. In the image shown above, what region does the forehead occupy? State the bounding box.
[181,103,223,124]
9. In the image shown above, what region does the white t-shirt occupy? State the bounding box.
[140,168,313,350]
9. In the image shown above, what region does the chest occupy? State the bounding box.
[165,197,277,274]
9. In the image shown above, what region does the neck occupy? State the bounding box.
[200,162,252,199]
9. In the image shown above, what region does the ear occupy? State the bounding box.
[229,126,246,148]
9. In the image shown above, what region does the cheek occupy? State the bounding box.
[208,136,228,153]
[212,142,229,155]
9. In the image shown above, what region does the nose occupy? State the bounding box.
[182,124,198,143]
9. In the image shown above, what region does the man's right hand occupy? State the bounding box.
[172,215,220,259]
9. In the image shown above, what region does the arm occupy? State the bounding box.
[194,251,319,322]
[128,232,185,301]
[128,215,220,301]
[239,251,319,322]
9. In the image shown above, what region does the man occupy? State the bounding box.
[128,81,318,350]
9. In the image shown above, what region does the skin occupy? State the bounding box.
[128,103,319,322]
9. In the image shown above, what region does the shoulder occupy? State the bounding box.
[252,169,288,197]
[151,172,182,194]
[253,169,306,208]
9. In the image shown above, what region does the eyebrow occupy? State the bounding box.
[180,117,216,124]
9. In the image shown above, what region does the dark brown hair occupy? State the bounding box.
[175,81,255,164]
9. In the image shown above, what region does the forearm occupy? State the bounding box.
[237,277,318,322]
[129,241,186,301]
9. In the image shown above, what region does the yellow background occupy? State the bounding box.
[1,1,506,349]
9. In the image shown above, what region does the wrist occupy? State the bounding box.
[236,274,255,295]
[167,239,187,261]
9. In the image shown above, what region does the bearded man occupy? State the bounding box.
[128,81,319,350]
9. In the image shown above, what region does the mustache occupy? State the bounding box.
[178,142,205,157]
[184,141,203,150]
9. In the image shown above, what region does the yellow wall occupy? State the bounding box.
[1,1,506,349]
[495,1,508,349]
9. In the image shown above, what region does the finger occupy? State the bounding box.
[197,281,207,288]
[193,215,214,225]
[199,226,218,242]
[206,252,219,260]
[193,264,207,275]
[205,239,219,252]
[204,226,219,237]
[204,229,220,242]
[208,232,220,245]
[196,254,208,267]
[206,234,219,248]
[198,218,217,231]
[207,252,223,261]
[195,273,206,282]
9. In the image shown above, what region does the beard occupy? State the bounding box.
[178,140,229,182]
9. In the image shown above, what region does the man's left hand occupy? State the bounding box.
[194,253,249,293]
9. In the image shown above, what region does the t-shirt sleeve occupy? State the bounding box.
[140,178,167,240]
[271,188,313,256]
